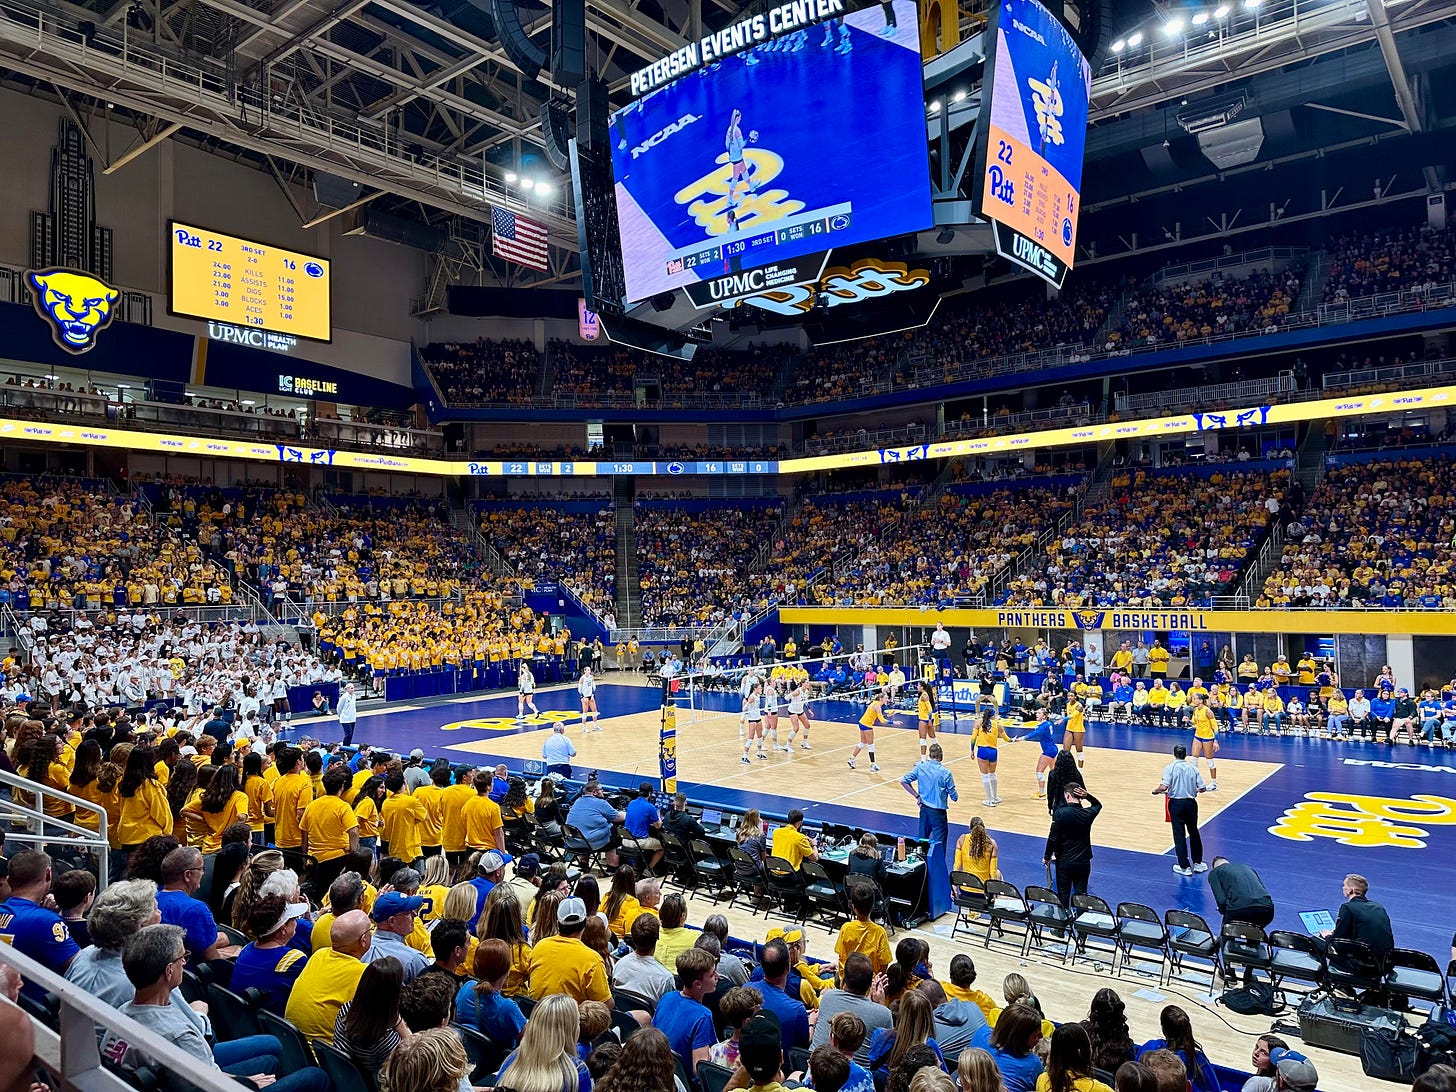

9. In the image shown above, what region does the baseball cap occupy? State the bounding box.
[409,748,425,760]
[1272,1049,1317,1091]
[557,897,588,927]
[477,850,505,875]
[264,900,310,936]
[371,892,425,921]
[738,1011,784,1080]
[515,853,541,880]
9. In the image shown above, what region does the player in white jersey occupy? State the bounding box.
[517,663,540,721]
[724,109,759,230]
[741,682,766,764]
[578,667,600,730]
[764,680,784,751]
[738,668,762,736]
[785,679,813,750]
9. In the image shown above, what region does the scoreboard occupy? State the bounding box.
[973,0,1091,288]
[168,221,332,342]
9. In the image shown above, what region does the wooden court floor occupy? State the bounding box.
[444,703,1283,854]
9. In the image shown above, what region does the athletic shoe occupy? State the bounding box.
[1207,781,1218,790]
[1173,865,1194,876]
[741,756,750,765]
[757,751,767,760]
[1192,862,1209,873]
[835,38,852,52]
[777,744,791,753]
[847,759,856,769]
[1033,791,1046,799]
[800,742,812,750]
[992,797,1003,804]
[869,763,880,772]
[984,799,998,807]
[879,22,896,36]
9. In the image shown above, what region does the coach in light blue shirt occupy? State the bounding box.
[900,743,958,848]
[541,722,577,778]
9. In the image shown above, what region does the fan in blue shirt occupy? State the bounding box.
[230,896,311,1014]
[0,852,81,1002]
[651,949,719,1076]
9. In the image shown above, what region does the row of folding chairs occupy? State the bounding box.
[950,872,1454,1012]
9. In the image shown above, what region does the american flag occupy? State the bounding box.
[491,206,549,271]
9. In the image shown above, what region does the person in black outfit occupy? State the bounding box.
[1207,856,1275,929]
[1044,750,1085,816]
[663,792,706,842]
[1316,873,1394,962]
[846,833,888,891]
[1044,784,1101,908]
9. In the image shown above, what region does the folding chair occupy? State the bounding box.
[1069,893,1118,968]
[982,879,1031,955]
[688,839,732,901]
[218,924,249,948]
[1114,902,1168,981]
[1326,938,1384,1000]
[727,847,764,912]
[661,832,694,891]
[1024,885,1070,958]
[1219,921,1273,987]
[763,855,806,923]
[563,824,602,875]
[948,871,987,943]
[1267,931,1326,1002]
[312,1039,376,1092]
[801,861,847,930]
[1385,947,1448,1013]
[1164,909,1219,992]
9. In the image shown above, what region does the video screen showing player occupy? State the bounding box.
[609,0,931,304]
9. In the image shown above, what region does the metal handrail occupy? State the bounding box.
[0,766,110,881]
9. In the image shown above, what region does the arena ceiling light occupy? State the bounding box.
[1111,37,1126,51]
[952,89,967,102]
[1192,11,1210,24]
[928,99,943,113]
[1214,4,1230,15]
[536,181,554,196]
[1127,30,1144,45]
[504,170,518,183]
[1164,16,1186,34]
[1243,0,1260,8]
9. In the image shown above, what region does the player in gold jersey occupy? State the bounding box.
[1189,692,1220,790]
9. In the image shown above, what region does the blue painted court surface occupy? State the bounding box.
[321,682,1456,958]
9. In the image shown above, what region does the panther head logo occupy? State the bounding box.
[1074,609,1106,630]
[27,268,119,353]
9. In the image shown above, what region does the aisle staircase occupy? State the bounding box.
[1294,249,1329,312]
[613,478,640,632]
[451,504,517,582]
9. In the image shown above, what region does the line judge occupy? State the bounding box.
[1152,744,1208,876]
[899,742,958,849]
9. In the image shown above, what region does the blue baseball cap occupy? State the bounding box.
[371,892,424,921]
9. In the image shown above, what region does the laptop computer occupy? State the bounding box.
[700,807,723,828]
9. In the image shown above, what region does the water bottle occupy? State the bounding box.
[896,836,906,861]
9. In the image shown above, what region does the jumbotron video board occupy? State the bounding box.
[973,0,1091,287]
[612,0,933,308]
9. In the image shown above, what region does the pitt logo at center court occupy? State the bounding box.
[27,268,120,354]
[1269,791,1456,849]
[675,150,803,235]
[441,710,578,732]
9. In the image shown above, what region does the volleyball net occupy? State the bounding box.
[670,643,943,724]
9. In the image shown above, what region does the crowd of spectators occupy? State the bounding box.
[1001,467,1290,608]
[422,339,541,404]
[1104,268,1304,351]
[1322,223,1456,303]
[804,483,1079,607]
[549,341,644,403]
[635,502,783,627]
[0,479,236,612]
[1261,455,1456,608]
[479,504,617,616]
